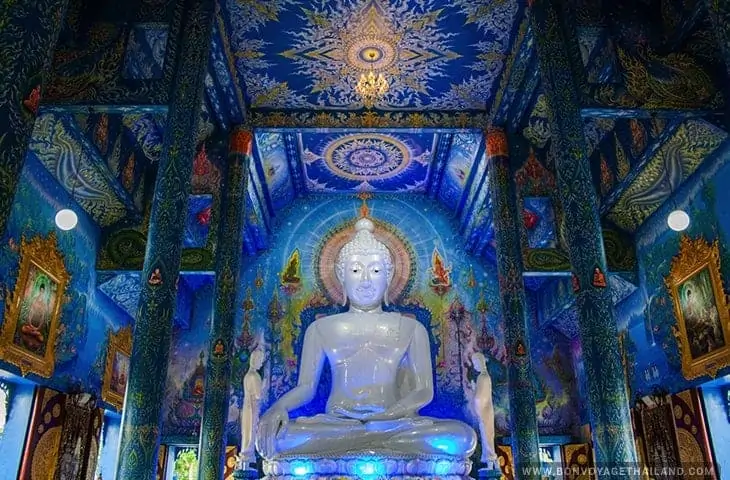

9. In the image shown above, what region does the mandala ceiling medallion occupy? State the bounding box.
[283,0,458,108]
[324,134,411,181]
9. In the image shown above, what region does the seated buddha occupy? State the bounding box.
[255,218,476,462]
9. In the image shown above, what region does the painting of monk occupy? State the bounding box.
[678,267,726,360]
[13,264,59,356]
[111,351,130,397]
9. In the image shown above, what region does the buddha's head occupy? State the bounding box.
[336,218,394,310]
[471,352,487,373]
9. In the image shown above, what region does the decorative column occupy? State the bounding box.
[115,0,215,478]
[529,1,639,475]
[0,0,69,236]
[198,127,251,479]
[486,128,541,480]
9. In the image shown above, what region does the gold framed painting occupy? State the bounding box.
[102,326,132,410]
[665,235,730,379]
[0,233,69,377]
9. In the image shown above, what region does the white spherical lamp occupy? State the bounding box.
[55,208,78,231]
[667,210,690,232]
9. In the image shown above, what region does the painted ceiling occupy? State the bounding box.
[220,0,519,112]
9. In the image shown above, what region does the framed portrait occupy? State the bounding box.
[665,236,730,379]
[102,326,132,410]
[0,233,69,377]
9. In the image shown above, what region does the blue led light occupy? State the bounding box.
[353,459,385,478]
[290,461,312,476]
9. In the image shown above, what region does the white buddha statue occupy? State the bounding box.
[255,218,477,460]
[471,352,498,469]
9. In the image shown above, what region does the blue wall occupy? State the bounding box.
[0,371,34,477]
[625,140,730,397]
[0,154,132,403]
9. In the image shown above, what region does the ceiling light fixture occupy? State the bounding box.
[55,176,79,231]
[355,50,389,109]
[667,209,690,232]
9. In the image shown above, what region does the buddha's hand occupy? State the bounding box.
[256,406,289,458]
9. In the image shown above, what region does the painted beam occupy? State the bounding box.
[490,18,532,125]
[283,132,306,195]
[248,110,490,129]
[581,107,724,119]
[426,133,454,199]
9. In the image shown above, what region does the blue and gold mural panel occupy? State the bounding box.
[438,133,483,211]
[122,23,170,80]
[29,113,136,227]
[607,119,727,232]
[46,1,181,105]
[299,131,436,193]
[161,275,214,441]
[254,132,296,210]
[226,0,519,111]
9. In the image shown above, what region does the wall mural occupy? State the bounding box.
[438,133,483,211]
[0,155,131,405]
[225,0,518,111]
[161,275,214,441]
[623,139,730,398]
[607,119,727,232]
[216,195,580,447]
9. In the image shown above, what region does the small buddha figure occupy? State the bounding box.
[255,218,476,460]
[240,349,265,467]
[592,267,607,288]
[471,352,498,469]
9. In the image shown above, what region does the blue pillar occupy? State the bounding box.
[486,128,541,480]
[529,1,638,476]
[198,127,251,479]
[115,0,215,478]
[0,0,69,236]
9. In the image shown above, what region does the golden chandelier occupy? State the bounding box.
[355,51,389,108]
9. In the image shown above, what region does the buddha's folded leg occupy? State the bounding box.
[383,419,477,457]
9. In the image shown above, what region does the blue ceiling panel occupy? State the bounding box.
[299,131,436,193]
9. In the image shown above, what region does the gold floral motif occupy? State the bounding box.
[102,326,132,411]
[665,236,730,379]
[0,233,69,377]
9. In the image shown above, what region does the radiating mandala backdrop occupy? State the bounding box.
[301,131,434,191]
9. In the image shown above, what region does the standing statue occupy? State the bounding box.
[255,218,476,460]
[471,352,498,469]
[240,349,265,467]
